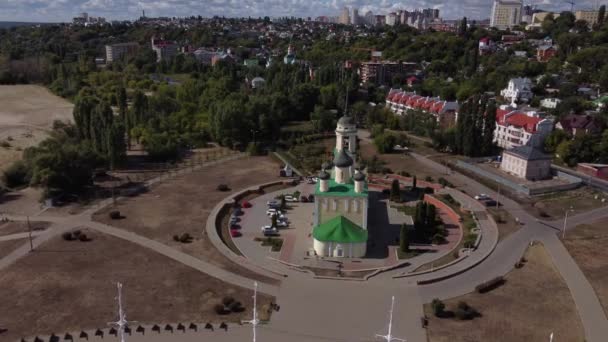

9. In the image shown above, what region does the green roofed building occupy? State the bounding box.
[313,115,369,258]
[313,216,368,258]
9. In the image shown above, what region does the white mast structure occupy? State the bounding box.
[242,281,260,342]
[376,296,406,342]
[108,282,133,342]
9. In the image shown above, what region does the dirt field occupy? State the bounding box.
[0,238,27,259]
[0,229,272,342]
[563,218,608,315]
[487,208,520,241]
[93,156,282,284]
[359,138,440,179]
[526,187,607,219]
[425,243,584,342]
[0,220,49,236]
[0,85,73,173]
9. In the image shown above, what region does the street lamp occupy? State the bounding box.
[562,206,574,239]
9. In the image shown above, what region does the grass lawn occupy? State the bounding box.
[424,243,584,342]
[526,187,607,220]
[563,217,608,316]
[487,208,521,241]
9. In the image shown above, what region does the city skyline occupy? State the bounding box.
[0,0,601,23]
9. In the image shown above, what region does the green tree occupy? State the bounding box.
[390,179,401,202]
[599,5,606,27]
[412,175,417,190]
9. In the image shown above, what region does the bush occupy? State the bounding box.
[424,176,433,182]
[454,301,479,320]
[78,233,91,242]
[475,276,505,294]
[222,296,235,307]
[173,235,180,242]
[62,232,74,241]
[217,184,230,191]
[463,234,478,248]
[109,211,121,220]
[179,233,193,243]
[214,304,229,315]
[2,161,30,188]
[228,301,244,313]
[432,233,447,245]
[431,298,445,317]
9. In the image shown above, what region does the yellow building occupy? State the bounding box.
[491,0,523,30]
[575,10,600,26]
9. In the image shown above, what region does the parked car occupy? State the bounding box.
[474,194,490,200]
[233,207,243,216]
[284,195,298,202]
[276,220,289,228]
[483,200,499,207]
[261,226,279,236]
[230,229,242,238]
[230,224,241,230]
[229,216,239,224]
[241,200,252,208]
[266,208,283,216]
[300,196,309,203]
[308,194,314,202]
[267,200,280,208]
[306,178,316,184]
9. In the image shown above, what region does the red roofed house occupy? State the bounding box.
[556,114,603,137]
[407,76,420,87]
[494,106,554,149]
[537,45,557,63]
[385,88,459,127]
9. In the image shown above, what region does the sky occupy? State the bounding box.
[0,0,601,23]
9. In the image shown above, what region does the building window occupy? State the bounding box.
[332,199,337,211]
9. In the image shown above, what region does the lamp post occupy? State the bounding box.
[562,206,574,239]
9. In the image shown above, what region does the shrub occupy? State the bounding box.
[109,211,121,220]
[173,235,180,242]
[228,301,244,313]
[179,233,193,243]
[2,161,30,188]
[463,234,478,248]
[424,176,433,182]
[431,298,445,317]
[62,232,74,241]
[217,184,230,191]
[78,233,91,242]
[454,301,478,320]
[475,276,505,294]
[0,140,10,148]
[222,296,235,307]
[214,304,229,315]
[432,233,447,245]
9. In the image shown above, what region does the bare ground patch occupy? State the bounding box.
[0,229,273,342]
[563,218,608,315]
[424,243,584,342]
[93,156,282,285]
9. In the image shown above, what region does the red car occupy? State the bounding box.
[241,200,252,208]
[230,229,242,238]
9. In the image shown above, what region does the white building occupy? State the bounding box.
[540,98,561,109]
[151,37,179,62]
[490,0,523,30]
[339,7,351,25]
[386,13,398,26]
[501,77,533,104]
[385,89,459,127]
[494,106,553,149]
[500,145,552,180]
[313,115,369,258]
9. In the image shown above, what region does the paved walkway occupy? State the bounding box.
[0,230,45,242]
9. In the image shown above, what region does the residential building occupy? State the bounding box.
[556,114,603,137]
[359,61,415,85]
[575,10,600,26]
[479,37,495,56]
[540,98,561,109]
[537,45,557,62]
[500,145,552,180]
[351,8,359,25]
[501,77,533,104]
[385,88,459,127]
[105,42,139,63]
[313,116,368,258]
[490,0,523,30]
[339,7,350,25]
[527,11,559,29]
[151,37,178,62]
[283,44,297,64]
[494,106,553,149]
[364,11,375,26]
[577,163,608,181]
[386,13,398,26]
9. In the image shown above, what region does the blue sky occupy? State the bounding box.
[0,0,599,23]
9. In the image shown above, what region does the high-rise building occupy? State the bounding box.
[490,0,523,30]
[105,42,139,63]
[339,7,350,25]
[385,12,398,26]
[364,11,375,25]
[575,10,600,26]
[351,8,359,25]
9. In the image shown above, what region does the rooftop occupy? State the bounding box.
[312,215,368,243]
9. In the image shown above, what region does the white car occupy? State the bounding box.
[276,220,289,228]
[474,194,490,200]
[284,195,298,202]
[266,208,283,216]
[261,226,279,236]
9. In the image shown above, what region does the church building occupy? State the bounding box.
[312,115,369,258]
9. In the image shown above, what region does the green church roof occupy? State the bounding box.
[313,215,368,243]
